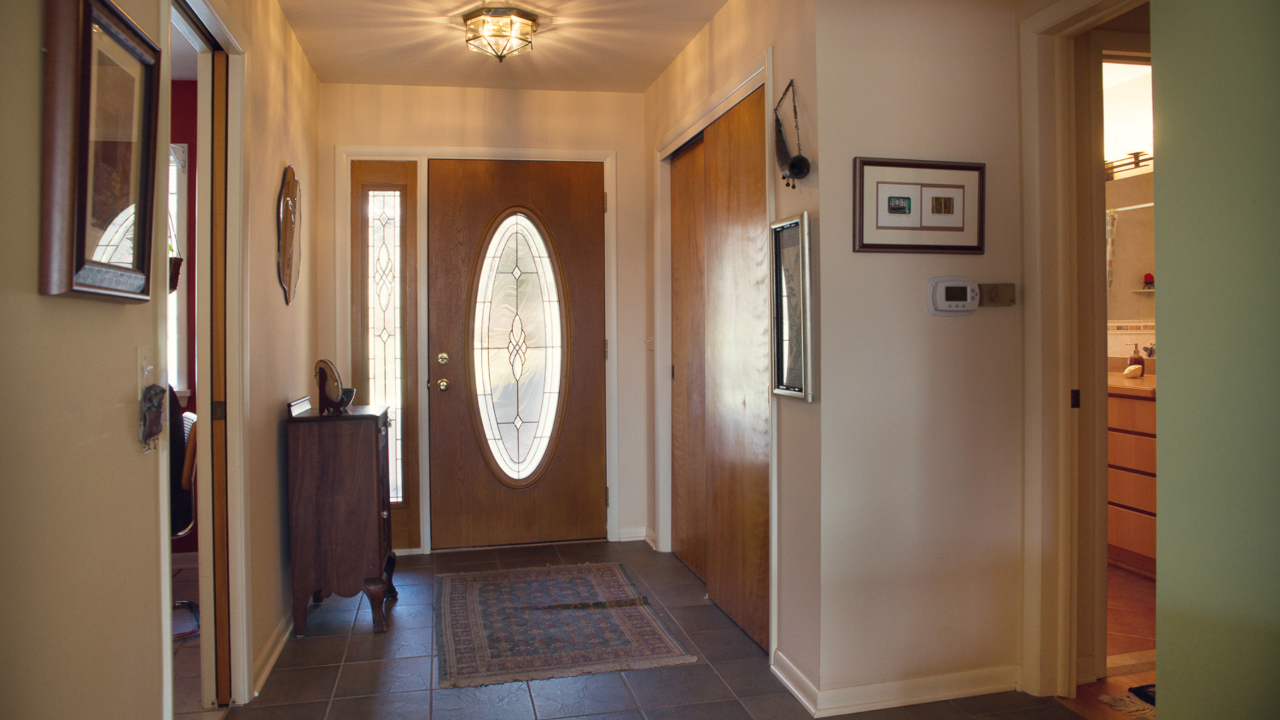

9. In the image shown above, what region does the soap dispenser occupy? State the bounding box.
[1126,343,1146,378]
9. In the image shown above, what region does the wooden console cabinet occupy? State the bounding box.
[286,406,397,634]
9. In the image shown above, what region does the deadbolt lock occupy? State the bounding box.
[437,353,449,365]
[438,379,450,391]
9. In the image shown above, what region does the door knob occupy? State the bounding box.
[438,379,450,391]
[437,353,449,365]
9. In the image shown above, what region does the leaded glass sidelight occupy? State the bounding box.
[473,213,564,483]
[366,191,404,502]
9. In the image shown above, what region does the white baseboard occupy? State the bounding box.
[620,526,648,542]
[645,527,657,550]
[772,650,1020,717]
[252,613,292,697]
[172,551,200,570]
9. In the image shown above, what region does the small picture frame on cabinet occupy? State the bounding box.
[40,0,162,300]
[771,212,813,401]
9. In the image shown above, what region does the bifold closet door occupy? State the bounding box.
[670,87,770,646]
[671,137,708,581]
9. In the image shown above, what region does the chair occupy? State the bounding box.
[172,402,200,640]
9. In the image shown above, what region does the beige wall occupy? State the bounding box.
[314,85,649,536]
[214,0,322,668]
[0,0,171,717]
[1105,172,1155,321]
[814,0,1024,693]
[642,0,824,681]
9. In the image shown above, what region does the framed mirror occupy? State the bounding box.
[277,166,301,305]
[771,212,813,401]
[40,0,161,300]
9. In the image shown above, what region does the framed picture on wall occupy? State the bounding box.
[771,212,813,402]
[40,0,162,300]
[853,157,985,254]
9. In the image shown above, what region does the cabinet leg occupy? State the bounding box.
[385,551,398,600]
[364,578,388,633]
[311,590,324,605]
[293,590,310,636]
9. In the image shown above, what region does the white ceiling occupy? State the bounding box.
[275,0,731,93]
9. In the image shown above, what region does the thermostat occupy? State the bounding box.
[927,276,979,316]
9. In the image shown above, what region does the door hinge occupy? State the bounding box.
[1070,389,1080,409]
[211,401,227,421]
[603,191,608,213]
[605,486,610,508]
[604,338,609,360]
[672,364,675,380]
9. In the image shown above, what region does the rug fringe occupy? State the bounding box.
[1100,694,1156,718]
[438,653,699,688]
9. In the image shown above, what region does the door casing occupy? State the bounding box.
[332,147,622,551]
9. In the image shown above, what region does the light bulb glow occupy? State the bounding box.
[463,7,537,61]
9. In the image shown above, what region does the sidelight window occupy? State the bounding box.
[366,190,404,502]
[472,213,563,483]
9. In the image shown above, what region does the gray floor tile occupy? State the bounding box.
[650,583,711,609]
[738,693,814,720]
[381,583,434,607]
[686,629,766,662]
[980,703,1086,720]
[390,566,435,587]
[635,563,701,588]
[433,681,536,720]
[623,664,734,709]
[224,702,328,720]
[275,636,348,669]
[434,549,499,567]
[949,692,1053,717]
[709,658,787,698]
[308,593,362,612]
[669,605,738,633]
[355,603,434,632]
[345,625,436,662]
[495,545,562,563]
[294,610,354,638]
[326,690,431,719]
[528,672,636,719]
[332,656,434,697]
[643,700,755,720]
[393,552,434,568]
[251,665,340,706]
[173,676,203,714]
[175,644,202,679]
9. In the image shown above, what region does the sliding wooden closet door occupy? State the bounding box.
[703,87,770,647]
[671,137,708,580]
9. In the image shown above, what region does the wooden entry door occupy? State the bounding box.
[670,88,771,646]
[428,160,606,550]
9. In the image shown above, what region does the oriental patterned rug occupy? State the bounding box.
[435,562,696,688]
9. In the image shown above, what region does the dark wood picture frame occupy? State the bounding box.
[853,157,985,254]
[40,0,161,300]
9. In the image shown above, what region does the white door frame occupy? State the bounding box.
[1017,0,1148,697]
[650,48,777,654]
[333,147,622,550]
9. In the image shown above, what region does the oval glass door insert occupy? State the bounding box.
[472,213,564,483]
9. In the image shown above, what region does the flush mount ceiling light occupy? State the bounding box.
[463,6,538,62]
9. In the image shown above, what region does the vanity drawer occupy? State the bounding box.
[1109,431,1157,474]
[1109,504,1156,558]
[1108,396,1156,435]
[1108,468,1156,514]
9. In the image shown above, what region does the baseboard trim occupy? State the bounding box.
[620,526,648,542]
[1106,649,1155,677]
[172,551,199,570]
[772,652,1020,718]
[252,613,293,697]
[644,527,657,550]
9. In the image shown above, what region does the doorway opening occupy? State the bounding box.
[168,0,239,712]
[1067,1,1156,714]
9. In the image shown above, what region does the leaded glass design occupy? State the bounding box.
[366,191,404,502]
[473,214,563,482]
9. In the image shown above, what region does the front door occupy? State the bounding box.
[428,159,606,549]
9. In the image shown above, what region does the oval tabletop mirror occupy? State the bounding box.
[277,166,302,305]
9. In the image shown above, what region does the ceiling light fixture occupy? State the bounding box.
[463,7,538,62]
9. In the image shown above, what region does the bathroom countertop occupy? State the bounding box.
[1108,372,1156,399]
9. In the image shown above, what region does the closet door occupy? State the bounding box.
[703,87,770,647]
[671,137,708,580]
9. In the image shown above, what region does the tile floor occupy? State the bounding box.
[1056,669,1156,720]
[1105,566,1155,656]
[227,541,1086,720]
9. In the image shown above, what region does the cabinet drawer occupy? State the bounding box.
[1108,468,1156,514]
[1108,396,1156,435]
[1108,431,1157,474]
[1108,504,1156,558]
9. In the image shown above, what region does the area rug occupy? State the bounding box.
[1100,693,1156,718]
[436,562,696,688]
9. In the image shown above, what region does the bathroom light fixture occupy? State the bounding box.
[463,7,537,62]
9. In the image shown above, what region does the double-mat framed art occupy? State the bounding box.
[853,157,985,254]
